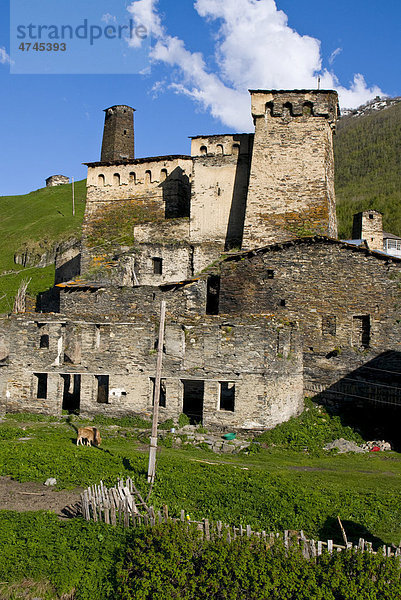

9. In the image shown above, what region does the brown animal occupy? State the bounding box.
[76,426,101,447]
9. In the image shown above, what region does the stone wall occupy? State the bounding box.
[216,237,401,396]
[0,313,303,430]
[190,134,253,249]
[81,156,193,272]
[46,175,69,187]
[58,279,208,319]
[100,105,135,162]
[242,90,338,249]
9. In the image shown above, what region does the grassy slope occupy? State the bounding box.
[1,404,401,546]
[334,102,401,239]
[0,180,86,313]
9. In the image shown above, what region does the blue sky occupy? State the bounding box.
[0,0,400,196]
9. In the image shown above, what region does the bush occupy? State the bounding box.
[178,413,190,428]
[115,523,401,600]
[159,418,175,431]
[256,399,363,453]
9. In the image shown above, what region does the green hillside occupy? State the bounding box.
[334,101,401,239]
[0,181,86,314]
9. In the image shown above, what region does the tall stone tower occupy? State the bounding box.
[352,210,383,251]
[100,105,135,162]
[242,90,339,249]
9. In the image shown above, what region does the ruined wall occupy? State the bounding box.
[242,90,338,249]
[58,280,208,319]
[0,314,303,430]
[217,238,401,396]
[81,156,192,272]
[190,134,253,249]
[46,175,69,187]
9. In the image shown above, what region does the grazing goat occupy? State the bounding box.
[76,426,102,447]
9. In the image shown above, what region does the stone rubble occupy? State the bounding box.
[324,438,392,454]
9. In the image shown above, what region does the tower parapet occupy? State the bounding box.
[242,89,339,249]
[100,105,135,163]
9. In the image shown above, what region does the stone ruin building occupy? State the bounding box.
[1,90,400,430]
[46,175,70,187]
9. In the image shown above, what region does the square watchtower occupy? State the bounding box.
[242,90,339,249]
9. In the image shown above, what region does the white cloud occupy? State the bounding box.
[127,0,164,47]
[329,47,342,66]
[0,47,12,65]
[126,0,384,129]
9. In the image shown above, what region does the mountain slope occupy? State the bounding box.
[0,181,86,313]
[334,99,401,239]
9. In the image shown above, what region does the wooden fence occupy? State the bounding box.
[80,478,401,560]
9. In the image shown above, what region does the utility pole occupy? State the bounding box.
[147,301,166,484]
[72,177,75,216]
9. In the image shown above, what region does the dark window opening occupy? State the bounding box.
[220,382,235,412]
[124,130,127,135]
[153,257,163,275]
[39,334,49,349]
[266,102,274,116]
[322,315,336,336]
[154,339,166,353]
[96,375,109,404]
[267,270,275,279]
[35,373,47,399]
[353,315,370,349]
[303,101,314,116]
[280,299,286,307]
[369,214,374,219]
[182,380,204,425]
[206,275,220,315]
[200,145,207,155]
[151,378,166,408]
[61,374,81,414]
[283,102,294,116]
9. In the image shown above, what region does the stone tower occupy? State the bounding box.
[352,210,383,251]
[100,105,135,162]
[242,90,339,249]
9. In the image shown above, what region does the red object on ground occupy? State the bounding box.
[370,446,381,452]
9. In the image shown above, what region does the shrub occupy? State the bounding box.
[178,413,190,428]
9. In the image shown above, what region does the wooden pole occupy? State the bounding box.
[147,301,166,484]
[72,177,75,216]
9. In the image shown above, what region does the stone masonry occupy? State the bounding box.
[1,88,400,428]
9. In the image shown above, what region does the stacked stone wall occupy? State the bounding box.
[242,91,338,249]
[0,314,303,430]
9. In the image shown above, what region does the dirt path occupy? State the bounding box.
[0,477,83,516]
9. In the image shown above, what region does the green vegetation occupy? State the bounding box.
[2,408,401,545]
[0,511,126,600]
[0,181,86,313]
[256,398,363,452]
[334,101,401,239]
[116,523,401,600]
[2,406,401,598]
[86,201,160,249]
[1,516,400,600]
